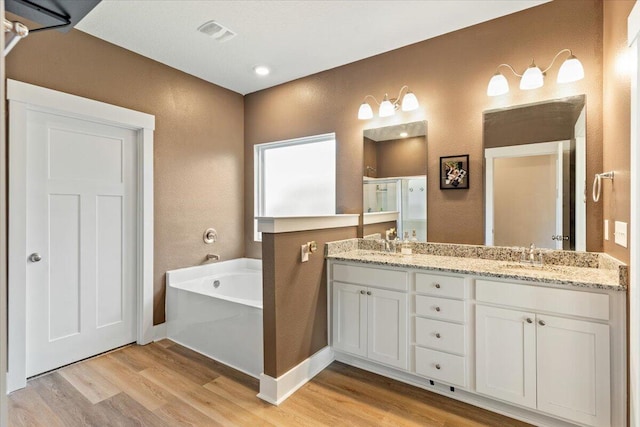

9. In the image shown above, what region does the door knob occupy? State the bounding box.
[29,253,42,262]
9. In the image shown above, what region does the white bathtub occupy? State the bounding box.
[166,258,263,378]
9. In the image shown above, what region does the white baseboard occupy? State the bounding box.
[258,346,334,405]
[153,323,167,342]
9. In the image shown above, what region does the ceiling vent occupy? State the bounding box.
[197,20,236,42]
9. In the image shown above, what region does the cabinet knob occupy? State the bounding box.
[435,333,441,338]
[434,283,441,289]
[538,320,546,326]
[360,290,365,294]
[29,252,42,262]
[435,364,441,370]
[435,306,441,312]
[367,291,372,296]
[526,318,533,324]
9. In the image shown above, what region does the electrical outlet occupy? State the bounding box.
[301,244,309,262]
[604,220,609,241]
[614,221,628,248]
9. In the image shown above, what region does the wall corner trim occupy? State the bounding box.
[256,215,359,234]
[257,346,334,405]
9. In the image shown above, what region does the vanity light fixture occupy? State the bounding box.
[487,49,585,96]
[358,85,419,120]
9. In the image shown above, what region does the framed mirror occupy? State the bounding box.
[483,95,586,250]
[362,121,427,241]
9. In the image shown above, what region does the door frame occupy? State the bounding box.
[628,3,640,425]
[484,141,567,248]
[6,79,155,392]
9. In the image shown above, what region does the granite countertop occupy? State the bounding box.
[325,240,627,292]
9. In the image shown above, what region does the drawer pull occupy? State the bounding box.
[435,306,441,312]
[538,320,546,326]
[526,318,533,324]
[435,364,441,370]
[367,291,372,296]
[435,333,441,338]
[435,284,441,289]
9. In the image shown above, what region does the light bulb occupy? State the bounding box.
[487,72,509,96]
[520,63,544,90]
[358,102,373,120]
[379,94,395,117]
[401,91,419,111]
[557,55,585,83]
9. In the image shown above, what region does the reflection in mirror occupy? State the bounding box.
[483,95,586,250]
[362,121,427,241]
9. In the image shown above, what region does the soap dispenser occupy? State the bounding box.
[401,231,412,255]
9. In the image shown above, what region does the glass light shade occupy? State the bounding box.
[520,65,544,90]
[379,95,395,117]
[557,55,585,83]
[358,102,373,120]
[487,72,509,96]
[401,91,419,111]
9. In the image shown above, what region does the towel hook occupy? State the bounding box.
[592,171,614,202]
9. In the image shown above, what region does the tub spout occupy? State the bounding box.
[206,254,220,261]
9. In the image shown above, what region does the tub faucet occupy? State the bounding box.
[206,254,220,261]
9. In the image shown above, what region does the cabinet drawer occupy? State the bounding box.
[416,273,465,299]
[415,295,466,323]
[415,318,465,355]
[476,280,609,321]
[333,264,408,292]
[415,347,466,387]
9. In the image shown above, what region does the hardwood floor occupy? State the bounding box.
[8,341,531,426]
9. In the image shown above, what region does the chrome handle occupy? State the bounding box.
[29,253,42,262]
[538,320,546,326]
[360,290,365,294]
[435,364,441,370]
[435,284,441,289]
[435,306,441,312]
[526,318,533,324]
[367,291,372,296]
[435,333,441,338]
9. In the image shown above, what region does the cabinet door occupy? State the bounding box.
[332,282,367,357]
[476,305,536,409]
[367,288,408,369]
[536,315,610,427]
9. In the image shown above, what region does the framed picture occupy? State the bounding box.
[440,154,469,190]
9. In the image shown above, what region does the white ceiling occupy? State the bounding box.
[76,0,548,95]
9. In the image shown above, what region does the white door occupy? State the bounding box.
[475,305,537,409]
[536,315,610,427]
[26,110,137,376]
[367,288,407,369]
[332,282,367,357]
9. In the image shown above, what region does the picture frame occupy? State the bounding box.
[440,154,469,190]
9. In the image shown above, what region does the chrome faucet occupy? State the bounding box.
[528,243,536,262]
[206,254,220,261]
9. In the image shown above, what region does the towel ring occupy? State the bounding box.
[592,171,614,202]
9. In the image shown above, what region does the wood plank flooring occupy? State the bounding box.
[8,341,531,426]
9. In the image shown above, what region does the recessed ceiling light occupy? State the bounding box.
[254,65,270,76]
[400,132,408,138]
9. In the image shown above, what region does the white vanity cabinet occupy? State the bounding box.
[327,259,626,427]
[413,272,469,388]
[331,264,408,370]
[476,280,612,427]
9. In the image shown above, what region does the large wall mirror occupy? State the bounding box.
[483,95,586,250]
[362,121,427,241]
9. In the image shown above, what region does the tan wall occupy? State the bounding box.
[603,0,634,264]
[262,226,357,377]
[5,22,245,325]
[244,0,605,259]
[494,155,557,248]
[363,137,377,177]
[376,136,427,178]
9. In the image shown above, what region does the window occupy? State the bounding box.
[254,133,336,241]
